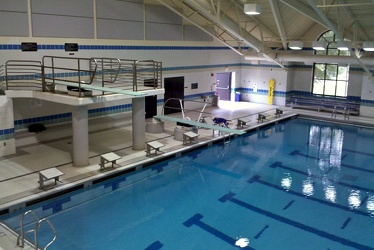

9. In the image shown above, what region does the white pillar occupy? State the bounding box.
[132,97,145,150]
[72,105,89,167]
[0,96,16,157]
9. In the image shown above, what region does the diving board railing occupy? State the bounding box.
[90,58,162,92]
[162,98,212,122]
[17,210,57,250]
[154,115,245,135]
[1,56,162,97]
[5,60,43,91]
[0,64,5,93]
[42,56,98,95]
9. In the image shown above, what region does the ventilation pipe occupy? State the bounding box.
[244,52,374,66]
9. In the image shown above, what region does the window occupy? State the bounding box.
[311,31,350,97]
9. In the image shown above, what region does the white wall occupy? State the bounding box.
[239,64,288,105]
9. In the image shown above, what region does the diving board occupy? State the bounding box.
[154,115,245,135]
[55,81,147,96]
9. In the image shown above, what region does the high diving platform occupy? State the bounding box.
[153,115,246,135]
[55,81,147,97]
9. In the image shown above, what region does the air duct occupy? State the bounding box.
[244,52,374,66]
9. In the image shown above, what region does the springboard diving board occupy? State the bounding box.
[153,115,245,135]
[55,81,147,96]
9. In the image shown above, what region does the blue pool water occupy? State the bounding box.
[3,118,374,249]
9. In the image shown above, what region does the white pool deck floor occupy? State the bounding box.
[1,100,374,249]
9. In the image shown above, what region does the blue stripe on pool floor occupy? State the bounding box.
[289,150,374,174]
[247,174,370,217]
[270,161,374,193]
[144,240,163,250]
[218,192,374,250]
[183,213,254,249]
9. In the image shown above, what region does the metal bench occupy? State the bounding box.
[183,131,199,145]
[100,152,121,170]
[39,168,64,190]
[236,119,250,128]
[146,141,165,156]
[257,113,270,123]
[275,108,284,118]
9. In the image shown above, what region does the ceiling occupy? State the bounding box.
[155,0,374,72]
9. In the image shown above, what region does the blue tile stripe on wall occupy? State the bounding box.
[1,43,372,138]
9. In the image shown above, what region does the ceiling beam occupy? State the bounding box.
[306,0,372,76]
[158,0,285,68]
[269,0,288,49]
[280,0,327,28]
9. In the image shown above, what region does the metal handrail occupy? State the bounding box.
[42,56,98,97]
[5,60,43,91]
[34,218,57,250]
[17,210,57,250]
[0,64,5,92]
[134,60,162,91]
[17,210,38,248]
[2,56,162,96]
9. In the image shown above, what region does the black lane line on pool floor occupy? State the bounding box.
[270,161,374,193]
[289,150,374,174]
[248,174,370,217]
[183,213,255,250]
[218,192,374,250]
[144,240,163,250]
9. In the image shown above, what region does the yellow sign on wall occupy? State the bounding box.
[268,79,275,105]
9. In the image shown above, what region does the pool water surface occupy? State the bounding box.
[3,118,374,250]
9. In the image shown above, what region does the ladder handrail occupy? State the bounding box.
[17,210,39,247]
[34,218,57,250]
[17,210,57,250]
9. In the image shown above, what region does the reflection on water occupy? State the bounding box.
[324,185,337,203]
[302,178,314,197]
[307,124,345,204]
[366,195,374,217]
[281,173,292,191]
[348,190,361,209]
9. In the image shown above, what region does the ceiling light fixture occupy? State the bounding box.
[288,41,303,50]
[244,4,262,15]
[363,41,374,51]
[312,41,327,50]
[336,41,349,51]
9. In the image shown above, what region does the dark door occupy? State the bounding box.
[216,72,231,101]
[145,95,157,119]
[164,76,184,115]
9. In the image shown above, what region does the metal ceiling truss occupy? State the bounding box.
[157,0,285,68]
[306,0,372,76]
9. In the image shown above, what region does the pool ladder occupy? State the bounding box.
[17,210,57,250]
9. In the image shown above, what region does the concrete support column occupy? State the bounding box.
[0,96,16,157]
[132,97,145,150]
[72,105,89,167]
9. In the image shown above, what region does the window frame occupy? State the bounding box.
[311,31,350,97]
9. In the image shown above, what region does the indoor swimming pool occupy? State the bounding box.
[2,118,374,249]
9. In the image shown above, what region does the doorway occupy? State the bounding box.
[215,72,231,101]
[145,95,157,119]
[164,76,184,115]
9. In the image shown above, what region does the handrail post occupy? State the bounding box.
[133,60,138,91]
[17,210,39,248]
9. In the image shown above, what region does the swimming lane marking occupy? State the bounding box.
[144,240,163,250]
[183,213,255,249]
[341,217,351,230]
[289,150,374,174]
[218,192,374,250]
[270,162,373,193]
[283,200,295,210]
[254,225,269,239]
[247,175,370,217]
